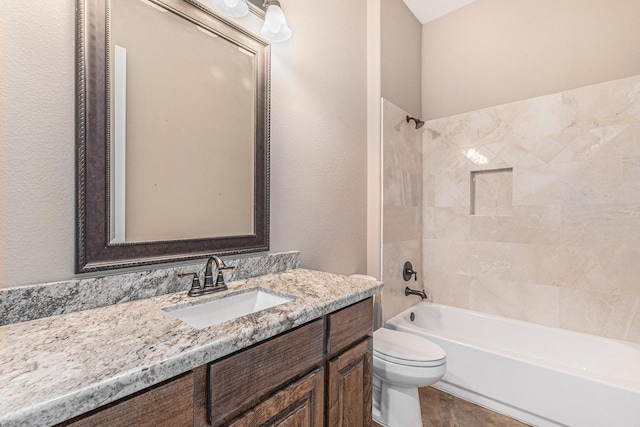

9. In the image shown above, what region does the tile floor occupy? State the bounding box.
[373,387,531,427]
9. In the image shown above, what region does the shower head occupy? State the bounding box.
[406,115,425,129]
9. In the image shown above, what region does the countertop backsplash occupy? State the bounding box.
[0,251,300,326]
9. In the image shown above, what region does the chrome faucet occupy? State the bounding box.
[405,287,427,300]
[180,255,235,297]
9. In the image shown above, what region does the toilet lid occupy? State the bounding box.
[373,328,446,367]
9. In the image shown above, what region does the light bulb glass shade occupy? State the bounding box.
[212,0,249,17]
[260,4,292,42]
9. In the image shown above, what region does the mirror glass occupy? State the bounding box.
[110,0,255,243]
[76,0,270,272]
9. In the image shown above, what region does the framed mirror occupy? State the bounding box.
[76,0,270,273]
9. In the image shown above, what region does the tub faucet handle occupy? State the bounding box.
[403,261,418,281]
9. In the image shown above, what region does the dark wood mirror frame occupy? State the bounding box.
[76,0,270,273]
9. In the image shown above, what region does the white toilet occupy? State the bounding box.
[372,328,446,426]
[350,274,446,427]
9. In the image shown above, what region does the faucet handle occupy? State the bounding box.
[215,265,235,286]
[403,261,418,281]
[179,272,203,297]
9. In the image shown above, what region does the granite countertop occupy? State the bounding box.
[0,269,383,427]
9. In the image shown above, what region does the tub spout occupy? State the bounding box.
[405,287,427,299]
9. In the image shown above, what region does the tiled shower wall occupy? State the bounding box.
[382,99,424,322]
[422,75,640,343]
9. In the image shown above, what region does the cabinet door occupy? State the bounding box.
[58,372,194,427]
[326,337,373,427]
[229,368,324,427]
[209,319,324,426]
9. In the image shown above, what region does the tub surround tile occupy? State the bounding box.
[561,202,640,249]
[0,269,382,427]
[383,102,423,176]
[497,93,575,139]
[423,74,640,344]
[384,167,422,208]
[626,303,640,343]
[434,170,471,207]
[422,146,468,176]
[559,289,638,341]
[567,81,640,127]
[469,277,526,321]
[469,205,564,245]
[382,240,422,322]
[469,278,561,328]
[489,140,529,166]
[621,155,640,200]
[518,282,561,327]
[425,206,471,241]
[381,283,420,324]
[383,205,422,244]
[426,240,513,281]
[382,99,424,321]
[509,244,620,293]
[0,251,300,326]
[423,173,436,208]
[421,270,470,310]
[621,249,640,298]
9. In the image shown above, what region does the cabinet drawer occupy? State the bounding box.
[209,319,325,426]
[326,298,373,359]
[58,372,194,427]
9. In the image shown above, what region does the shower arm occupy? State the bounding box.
[406,115,425,129]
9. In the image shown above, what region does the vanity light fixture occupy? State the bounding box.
[260,0,292,42]
[212,0,249,18]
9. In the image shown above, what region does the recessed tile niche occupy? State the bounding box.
[470,168,513,216]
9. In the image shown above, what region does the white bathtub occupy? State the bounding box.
[385,302,640,427]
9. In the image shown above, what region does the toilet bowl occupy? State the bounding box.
[348,275,446,427]
[372,328,446,427]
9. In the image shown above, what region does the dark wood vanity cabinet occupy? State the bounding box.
[57,298,373,427]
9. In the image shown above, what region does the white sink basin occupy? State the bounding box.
[164,288,294,329]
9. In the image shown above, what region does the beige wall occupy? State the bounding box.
[422,0,640,120]
[267,0,368,277]
[0,1,76,288]
[0,0,368,287]
[381,0,422,118]
[423,75,640,343]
